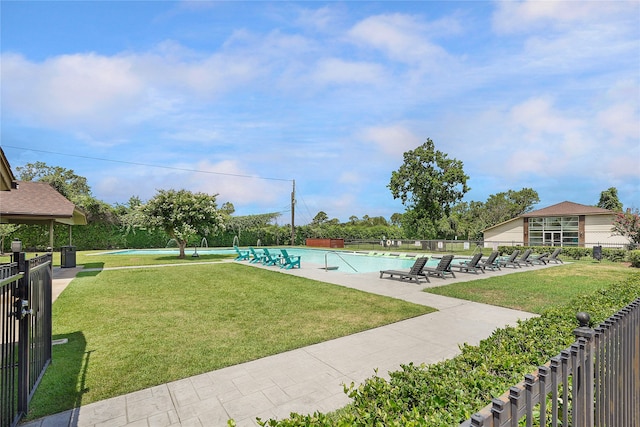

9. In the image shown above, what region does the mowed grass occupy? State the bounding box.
[78,249,236,268]
[425,261,635,314]
[0,249,236,269]
[28,262,434,419]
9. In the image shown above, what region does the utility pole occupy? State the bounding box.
[291,180,295,246]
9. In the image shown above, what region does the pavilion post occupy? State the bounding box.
[49,220,54,250]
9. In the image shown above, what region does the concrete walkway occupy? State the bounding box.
[23,259,559,427]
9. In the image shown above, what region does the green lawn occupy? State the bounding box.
[0,249,236,269]
[28,261,434,419]
[78,250,236,268]
[20,251,639,420]
[425,260,635,313]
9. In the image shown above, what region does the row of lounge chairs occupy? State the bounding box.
[379,254,457,283]
[234,246,301,269]
[380,248,563,284]
[497,248,563,268]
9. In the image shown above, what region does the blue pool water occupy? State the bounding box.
[103,248,439,274]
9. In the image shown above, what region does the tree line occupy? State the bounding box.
[2,140,636,255]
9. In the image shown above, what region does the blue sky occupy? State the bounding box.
[2,1,639,224]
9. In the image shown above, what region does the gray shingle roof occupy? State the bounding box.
[520,201,614,217]
[0,181,87,225]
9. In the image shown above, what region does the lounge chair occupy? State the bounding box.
[451,253,484,274]
[380,257,430,283]
[261,248,281,266]
[514,249,533,267]
[248,247,264,264]
[478,251,500,271]
[498,250,521,268]
[530,252,550,265]
[547,248,563,264]
[234,245,250,261]
[422,254,456,279]
[279,249,301,269]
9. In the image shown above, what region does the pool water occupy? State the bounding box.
[104,248,440,274]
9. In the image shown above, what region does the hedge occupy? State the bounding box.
[5,223,170,252]
[254,273,640,427]
[497,245,629,263]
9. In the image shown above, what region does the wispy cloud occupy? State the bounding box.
[2,1,638,218]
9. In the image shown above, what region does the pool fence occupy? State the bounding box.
[460,298,640,427]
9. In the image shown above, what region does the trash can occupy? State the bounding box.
[593,245,602,261]
[61,246,76,268]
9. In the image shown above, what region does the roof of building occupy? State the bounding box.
[0,180,87,225]
[483,201,615,233]
[520,201,614,217]
[0,148,17,191]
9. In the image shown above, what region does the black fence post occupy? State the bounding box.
[573,312,595,427]
[15,251,31,419]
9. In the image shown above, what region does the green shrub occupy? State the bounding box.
[259,273,640,426]
[628,250,640,268]
[602,248,627,262]
[496,245,630,262]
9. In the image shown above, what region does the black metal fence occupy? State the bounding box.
[1,263,22,427]
[460,298,640,427]
[345,239,485,253]
[0,253,52,427]
[345,239,630,252]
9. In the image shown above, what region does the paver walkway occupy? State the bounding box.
[23,258,559,427]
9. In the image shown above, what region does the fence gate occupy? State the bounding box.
[0,253,52,427]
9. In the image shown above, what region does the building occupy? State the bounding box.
[483,201,630,249]
[0,148,87,249]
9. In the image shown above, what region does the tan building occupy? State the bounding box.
[483,201,630,249]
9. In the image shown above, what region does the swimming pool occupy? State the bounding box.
[103,248,439,274]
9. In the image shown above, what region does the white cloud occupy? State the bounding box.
[1,53,144,130]
[348,13,450,66]
[492,0,634,34]
[509,97,583,142]
[94,159,289,209]
[188,160,287,207]
[311,57,386,85]
[0,43,267,133]
[597,103,640,146]
[360,125,423,157]
[163,128,221,143]
[295,5,343,32]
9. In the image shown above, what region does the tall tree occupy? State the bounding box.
[390,213,403,227]
[143,189,224,258]
[388,139,469,238]
[16,161,91,201]
[312,211,329,225]
[16,161,117,222]
[483,188,540,227]
[597,187,623,211]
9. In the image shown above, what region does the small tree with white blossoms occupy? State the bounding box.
[143,189,225,258]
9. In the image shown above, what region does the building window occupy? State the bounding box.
[528,216,579,247]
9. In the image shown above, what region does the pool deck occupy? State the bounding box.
[24,256,561,427]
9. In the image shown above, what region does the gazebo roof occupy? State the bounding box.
[0,180,87,226]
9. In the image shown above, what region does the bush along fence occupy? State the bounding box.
[255,275,640,427]
[497,245,630,263]
[460,298,640,427]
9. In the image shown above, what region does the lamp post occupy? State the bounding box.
[11,239,22,253]
[11,239,25,266]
